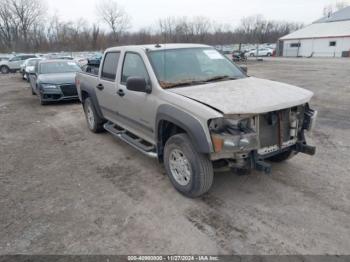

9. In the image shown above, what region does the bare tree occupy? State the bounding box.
[96,0,130,43]
[0,0,17,50]
[9,0,45,44]
[158,16,177,42]
[335,1,349,10]
[323,1,349,17]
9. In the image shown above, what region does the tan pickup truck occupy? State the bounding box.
[76,44,317,198]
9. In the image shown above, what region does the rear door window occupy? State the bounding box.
[101,52,120,81]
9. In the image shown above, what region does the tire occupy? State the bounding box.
[83,97,105,133]
[250,53,254,57]
[267,53,272,57]
[39,94,48,105]
[164,133,214,198]
[0,65,9,74]
[267,149,296,162]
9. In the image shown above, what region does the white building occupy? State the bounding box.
[279,6,350,57]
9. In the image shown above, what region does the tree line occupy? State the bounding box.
[0,0,306,53]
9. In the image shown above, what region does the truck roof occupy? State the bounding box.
[105,43,211,52]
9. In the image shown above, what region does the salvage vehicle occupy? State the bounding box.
[76,44,317,198]
[29,60,81,105]
[0,54,37,74]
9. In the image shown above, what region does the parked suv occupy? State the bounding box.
[76,44,317,198]
[0,54,37,74]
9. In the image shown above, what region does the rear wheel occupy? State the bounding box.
[83,97,105,133]
[164,133,214,198]
[0,66,9,74]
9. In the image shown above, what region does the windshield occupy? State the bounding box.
[39,61,81,74]
[148,48,245,88]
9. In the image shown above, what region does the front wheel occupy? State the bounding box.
[39,94,48,105]
[83,97,105,133]
[164,133,214,198]
[0,66,9,74]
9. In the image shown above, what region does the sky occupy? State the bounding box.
[46,0,350,31]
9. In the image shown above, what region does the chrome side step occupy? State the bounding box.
[104,122,157,158]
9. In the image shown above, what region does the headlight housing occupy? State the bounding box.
[209,117,259,153]
[41,84,58,89]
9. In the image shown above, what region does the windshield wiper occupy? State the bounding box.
[203,75,237,82]
[160,80,205,89]
[160,76,237,89]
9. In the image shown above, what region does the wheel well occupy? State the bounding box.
[81,90,89,103]
[157,120,185,162]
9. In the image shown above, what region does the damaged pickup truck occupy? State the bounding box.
[76,44,317,198]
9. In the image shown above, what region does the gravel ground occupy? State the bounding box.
[0,58,349,255]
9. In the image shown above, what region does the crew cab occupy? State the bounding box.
[76,44,317,198]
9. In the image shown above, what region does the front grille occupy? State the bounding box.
[259,109,291,148]
[60,84,77,97]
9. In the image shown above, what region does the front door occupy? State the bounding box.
[116,52,155,143]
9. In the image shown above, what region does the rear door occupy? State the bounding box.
[95,51,121,122]
[8,56,22,70]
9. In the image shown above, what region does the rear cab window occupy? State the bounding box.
[101,52,120,81]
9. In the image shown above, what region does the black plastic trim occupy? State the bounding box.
[80,85,104,119]
[156,104,212,155]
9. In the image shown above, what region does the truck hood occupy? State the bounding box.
[168,77,313,115]
[38,72,77,85]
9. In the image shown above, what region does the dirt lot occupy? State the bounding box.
[0,58,349,255]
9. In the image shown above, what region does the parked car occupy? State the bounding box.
[82,55,102,75]
[21,58,42,81]
[0,54,37,74]
[29,60,82,105]
[76,44,317,198]
[0,57,9,62]
[247,48,274,57]
[232,50,247,62]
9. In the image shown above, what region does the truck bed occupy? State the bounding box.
[76,71,99,101]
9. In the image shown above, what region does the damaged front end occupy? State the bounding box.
[208,104,317,174]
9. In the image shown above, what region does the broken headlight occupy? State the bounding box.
[209,117,259,153]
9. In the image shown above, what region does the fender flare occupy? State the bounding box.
[156,104,212,156]
[80,85,104,120]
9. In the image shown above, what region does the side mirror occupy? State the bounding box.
[240,65,248,74]
[126,77,151,94]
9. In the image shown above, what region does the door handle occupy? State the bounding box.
[117,89,125,97]
[96,84,104,90]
